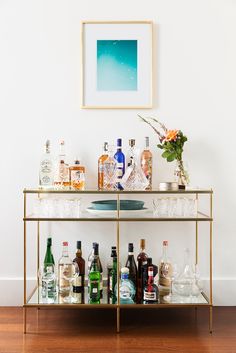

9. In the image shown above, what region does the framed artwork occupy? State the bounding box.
[81,21,153,109]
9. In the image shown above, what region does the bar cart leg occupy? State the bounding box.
[209,305,213,333]
[23,192,27,334]
[117,307,120,333]
[23,307,27,334]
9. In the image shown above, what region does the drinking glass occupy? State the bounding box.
[163,263,179,303]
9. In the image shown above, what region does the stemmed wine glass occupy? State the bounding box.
[163,263,179,303]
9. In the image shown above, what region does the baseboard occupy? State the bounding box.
[0,277,235,306]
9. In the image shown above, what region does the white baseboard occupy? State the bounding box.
[0,277,235,306]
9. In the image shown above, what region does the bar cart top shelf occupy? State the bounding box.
[23,188,213,194]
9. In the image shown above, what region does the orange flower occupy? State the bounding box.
[164,130,179,142]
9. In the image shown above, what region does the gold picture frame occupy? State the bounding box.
[81,21,153,109]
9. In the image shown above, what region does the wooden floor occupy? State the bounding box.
[0,307,236,353]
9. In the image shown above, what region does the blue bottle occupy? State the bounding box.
[114,138,125,190]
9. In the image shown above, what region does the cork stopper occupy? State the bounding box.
[163,240,168,246]
[140,238,146,250]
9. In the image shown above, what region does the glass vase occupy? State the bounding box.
[174,159,189,189]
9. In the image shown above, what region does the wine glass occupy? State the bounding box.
[62,262,77,303]
[163,263,179,303]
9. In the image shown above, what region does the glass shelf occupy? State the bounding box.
[25,286,209,308]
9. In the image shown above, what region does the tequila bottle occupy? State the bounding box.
[141,136,152,190]
[39,140,54,189]
[98,142,109,190]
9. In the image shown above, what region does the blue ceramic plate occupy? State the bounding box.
[91,200,145,211]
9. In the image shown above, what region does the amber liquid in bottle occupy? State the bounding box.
[98,142,109,190]
[69,160,85,190]
[141,137,152,190]
[137,239,148,304]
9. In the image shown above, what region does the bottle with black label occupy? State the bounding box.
[72,241,85,303]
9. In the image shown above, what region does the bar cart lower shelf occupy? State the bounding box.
[23,188,213,334]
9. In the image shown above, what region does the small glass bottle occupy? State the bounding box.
[44,237,55,272]
[98,142,109,190]
[159,240,172,296]
[72,241,85,304]
[143,266,159,304]
[89,243,101,304]
[114,138,125,190]
[116,267,135,304]
[69,159,85,190]
[107,246,117,304]
[127,139,136,167]
[39,140,54,189]
[141,136,152,190]
[42,265,57,303]
[54,140,69,189]
[137,239,148,304]
[58,241,73,295]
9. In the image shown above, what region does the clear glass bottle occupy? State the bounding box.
[137,239,148,303]
[39,140,54,189]
[42,265,57,303]
[58,241,73,295]
[143,266,159,304]
[116,267,135,304]
[127,139,136,167]
[54,140,69,189]
[159,240,172,296]
[69,159,85,190]
[114,138,125,190]
[98,142,109,190]
[72,241,85,304]
[89,243,101,304]
[141,136,152,190]
[103,145,117,190]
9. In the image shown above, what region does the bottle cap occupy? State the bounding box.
[140,239,145,249]
[117,138,122,147]
[129,139,135,147]
[45,140,50,147]
[77,241,81,250]
[145,136,150,148]
[112,246,116,249]
[74,159,80,165]
[92,242,98,248]
[121,267,129,274]
[128,243,134,252]
[163,240,168,246]
[63,241,68,246]
[147,257,152,265]
[47,237,52,246]
[94,243,99,255]
[104,142,109,152]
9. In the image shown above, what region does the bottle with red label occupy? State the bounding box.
[143,266,159,304]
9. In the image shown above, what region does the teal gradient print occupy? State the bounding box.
[97,40,137,91]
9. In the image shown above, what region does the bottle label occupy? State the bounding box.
[144,291,157,301]
[159,262,172,287]
[120,285,132,299]
[41,159,52,173]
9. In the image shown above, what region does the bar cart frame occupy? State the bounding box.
[23,188,213,333]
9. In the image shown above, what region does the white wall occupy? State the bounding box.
[0,0,236,305]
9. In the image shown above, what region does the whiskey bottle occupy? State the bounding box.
[137,239,148,304]
[127,139,136,167]
[89,243,101,304]
[69,159,85,190]
[159,240,172,296]
[98,142,109,190]
[107,246,117,304]
[58,241,73,295]
[44,237,55,272]
[143,266,159,304]
[72,241,85,304]
[39,140,54,189]
[141,136,152,190]
[54,140,69,189]
[114,138,125,190]
[125,243,137,298]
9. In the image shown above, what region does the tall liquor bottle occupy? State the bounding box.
[141,137,152,190]
[143,266,159,304]
[142,257,158,297]
[44,237,55,272]
[159,240,172,296]
[88,243,103,299]
[58,241,73,295]
[89,243,101,304]
[107,246,117,304]
[69,159,85,190]
[98,142,109,190]
[54,140,69,188]
[137,239,148,303]
[127,139,136,167]
[114,138,125,190]
[125,243,137,299]
[73,241,85,304]
[39,140,54,189]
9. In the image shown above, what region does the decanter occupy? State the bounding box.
[120,150,148,190]
[103,145,117,190]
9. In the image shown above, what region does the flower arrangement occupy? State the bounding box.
[138,115,189,186]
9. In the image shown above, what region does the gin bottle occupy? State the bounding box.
[116,267,135,304]
[39,140,54,189]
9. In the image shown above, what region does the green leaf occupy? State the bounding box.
[162,151,170,158]
[167,153,176,162]
[157,144,163,149]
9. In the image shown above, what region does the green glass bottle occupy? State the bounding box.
[89,244,100,304]
[112,248,117,304]
[44,237,55,271]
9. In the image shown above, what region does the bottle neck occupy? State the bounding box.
[128,252,134,257]
[76,249,82,258]
[121,273,128,280]
[62,246,69,257]
[162,245,168,260]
